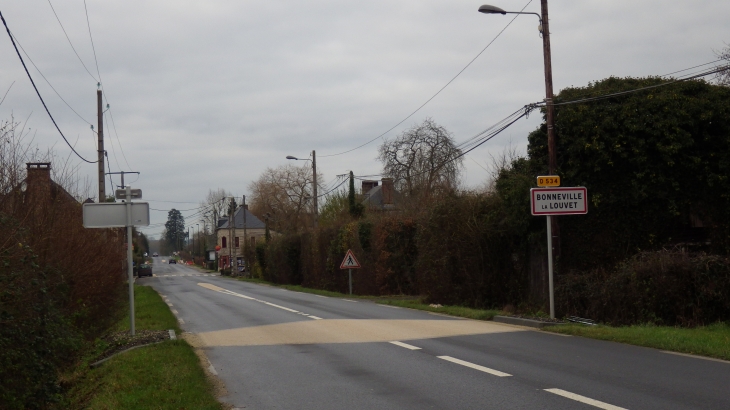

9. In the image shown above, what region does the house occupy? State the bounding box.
[361,178,400,210]
[0,162,80,214]
[215,205,271,270]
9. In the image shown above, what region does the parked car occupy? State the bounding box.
[169,259,177,264]
[152,252,159,257]
[138,264,152,278]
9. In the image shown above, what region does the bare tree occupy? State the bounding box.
[199,188,233,233]
[249,164,322,233]
[715,43,730,86]
[378,118,463,198]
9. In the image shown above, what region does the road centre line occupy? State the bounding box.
[198,283,309,316]
[544,388,627,410]
[309,316,322,320]
[437,356,512,377]
[389,341,422,350]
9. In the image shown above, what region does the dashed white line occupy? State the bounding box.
[171,309,178,314]
[315,295,327,298]
[437,356,512,377]
[389,341,421,350]
[166,302,173,307]
[178,318,185,325]
[342,299,358,303]
[309,316,323,320]
[377,304,401,309]
[544,389,627,410]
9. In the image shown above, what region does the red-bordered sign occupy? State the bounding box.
[531,187,588,216]
[340,249,361,269]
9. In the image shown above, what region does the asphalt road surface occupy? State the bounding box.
[142,256,730,410]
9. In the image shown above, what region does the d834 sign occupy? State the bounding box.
[530,187,588,216]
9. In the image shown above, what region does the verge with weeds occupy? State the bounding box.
[544,322,730,362]
[61,285,223,410]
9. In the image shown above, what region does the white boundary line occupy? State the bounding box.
[437,356,511,377]
[389,341,421,350]
[544,388,627,410]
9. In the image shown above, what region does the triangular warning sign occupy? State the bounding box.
[340,249,361,269]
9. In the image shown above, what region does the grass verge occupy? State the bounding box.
[63,285,223,410]
[544,322,730,361]
[235,278,502,321]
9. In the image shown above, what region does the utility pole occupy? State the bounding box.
[242,195,248,273]
[312,150,318,228]
[541,0,560,318]
[97,86,105,202]
[541,0,556,175]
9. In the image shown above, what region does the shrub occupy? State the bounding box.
[556,250,730,326]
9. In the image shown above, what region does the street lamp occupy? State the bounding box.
[478,2,556,175]
[479,2,558,319]
[286,150,318,228]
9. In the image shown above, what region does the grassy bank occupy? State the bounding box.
[545,322,730,361]
[63,285,223,410]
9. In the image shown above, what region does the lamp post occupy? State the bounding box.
[286,150,318,228]
[479,2,556,174]
[479,1,558,319]
[196,223,200,259]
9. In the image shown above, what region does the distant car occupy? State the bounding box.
[153,252,159,257]
[138,264,152,278]
[169,259,176,264]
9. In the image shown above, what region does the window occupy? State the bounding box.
[235,237,240,247]
[250,236,256,247]
[222,236,227,248]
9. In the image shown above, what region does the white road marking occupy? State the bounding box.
[207,360,218,375]
[197,283,306,315]
[315,295,327,298]
[437,356,512,377]
[377,304,401,309]
[309,316,322,320]
[166,302,173,307]
[342,299,358,303]
[389,341,421,350]
[178,318,185,325]
[661,350,730,364]
[263,302,299,313]
[172,309,178,314]
[544,389,627,410]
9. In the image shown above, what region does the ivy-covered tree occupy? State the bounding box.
[164,209,185,251]
[524,76,730,268]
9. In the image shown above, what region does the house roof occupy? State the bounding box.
[361,185,401,210]
[218,207,266,229]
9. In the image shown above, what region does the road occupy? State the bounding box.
[143,256,730,410]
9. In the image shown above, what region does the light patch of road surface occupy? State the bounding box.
[144,256,730,410]
[196,318,521,347]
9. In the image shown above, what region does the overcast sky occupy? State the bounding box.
[1,0,728,239]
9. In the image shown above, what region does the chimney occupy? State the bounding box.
[361,180,378,195]
[26,162,52,200]
[381,178,394,206]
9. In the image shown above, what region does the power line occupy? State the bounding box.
[319,0,534,158]
[0,81,14,107]
[9,33,93,125]
[45,0,99,82]
[0,11,97,164]
[552,65,726,107]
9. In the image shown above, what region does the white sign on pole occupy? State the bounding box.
[82,202,150,227]
[530,187,588,216]
[340,249,361,269]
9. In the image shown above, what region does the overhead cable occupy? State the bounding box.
[0,11,97,163]
[319,0,534,158]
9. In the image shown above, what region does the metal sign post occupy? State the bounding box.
[531,181,588,319]
[82,186,148,336]
[340,249,361,295]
